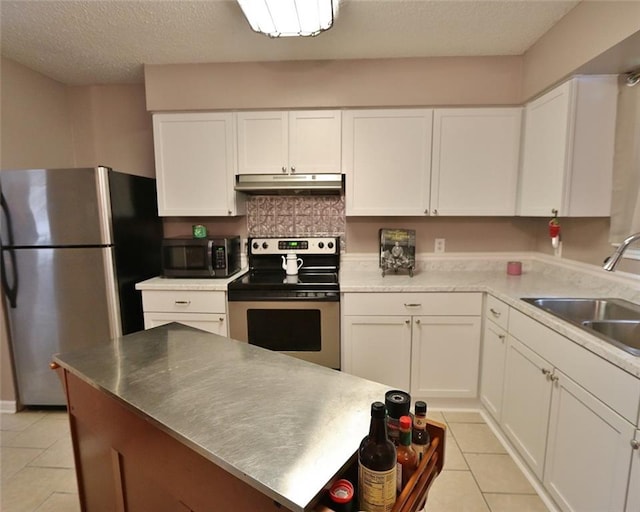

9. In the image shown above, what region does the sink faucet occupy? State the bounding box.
[603,232,640,271]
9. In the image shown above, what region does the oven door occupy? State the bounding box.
[228,300,340,369]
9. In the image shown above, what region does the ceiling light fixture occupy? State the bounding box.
[237,0,338,38]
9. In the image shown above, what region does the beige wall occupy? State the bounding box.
[1,57,75,169]
[68,85,155,176]
[145,56,523,111]
[522,1,640,100]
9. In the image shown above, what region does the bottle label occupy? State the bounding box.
[412,442,426,463]
[413,416,427,429]
[358,462,397,512]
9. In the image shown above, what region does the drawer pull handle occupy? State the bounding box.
[404,303,422,308]
[175,300,191,306]
[490,308,501,317]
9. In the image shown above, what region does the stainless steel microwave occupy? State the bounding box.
[161,236,241,278]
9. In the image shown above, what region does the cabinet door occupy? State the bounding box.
[480,321,508,421]
[289,110,341,174]
[410,316,481,398]
[342,109,433,216]
[342,316,412,391]
[153,113,239,216]
[430,108,521,216]
[627,430,640,512]
[501,336,552,479]
[518,81,572,216]
[143,313,227,336]
[236,111,288,174]
[544,370,635,512]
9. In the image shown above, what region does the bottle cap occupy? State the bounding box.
[385,389,411,419]
[329,479,354,504]
[371,401,386,419]
[400,415,412,430]
[415,401,427,415]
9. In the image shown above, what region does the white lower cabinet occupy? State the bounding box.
[342,292,481,396]
[501,337,552,480]
[488,302,640,512]
[628,430,640,512]
[410,315,481,398]
[342,316,412,390]
[544,370,635,512]
[140,290,228,336]
[480,296,509,421]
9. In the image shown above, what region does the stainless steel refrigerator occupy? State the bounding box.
[1,166,163,406]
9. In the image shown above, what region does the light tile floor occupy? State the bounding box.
[0,408,549,512]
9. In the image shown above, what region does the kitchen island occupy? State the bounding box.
[52,323,403,512]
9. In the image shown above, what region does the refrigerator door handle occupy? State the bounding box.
[0,192,18,308]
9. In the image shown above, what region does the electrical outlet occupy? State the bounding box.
[434,238,445,253]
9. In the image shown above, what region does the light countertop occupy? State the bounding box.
[54,323,390,512]
[135,270,247,292]
[340,252,640,378]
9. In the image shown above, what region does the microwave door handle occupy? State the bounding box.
[0,192,18,308]
[207,240,215,275]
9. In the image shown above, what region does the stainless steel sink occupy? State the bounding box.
[521,297,640,356]
[581,320,640,356]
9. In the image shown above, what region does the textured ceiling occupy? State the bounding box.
[0,0,580,86]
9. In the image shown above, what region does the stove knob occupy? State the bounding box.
[252,242,259,250]
[262,242,269,249]
[328,241,334,249]
[318,242,324,249]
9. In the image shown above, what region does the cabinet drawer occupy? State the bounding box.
[510,308,640,423]
[342,292,481,316]
[485,295,509,330]
[141,290,226,314]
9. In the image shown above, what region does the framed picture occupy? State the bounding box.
[379,228,416,276]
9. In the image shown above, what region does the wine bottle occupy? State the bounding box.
[358,402,397,512]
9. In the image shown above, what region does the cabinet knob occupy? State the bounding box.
[228,210,232,216]
[424,209,429,215]
[550,374,559,383]
[282,166,287,173]
[551,208,558,216]
[219,317,224,322]
[415,319,421,325]
[291,166,296,174]
[490,308,501,317]
[405,320,410,325]
[631,439,640,450]
[433,209,438,215]
[541,368,552,377]
[498,334,506,341]
[49,361,60,370]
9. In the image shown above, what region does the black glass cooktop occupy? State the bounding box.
[229,271,338,288]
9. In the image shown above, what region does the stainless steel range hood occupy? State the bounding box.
[235,174,344,195]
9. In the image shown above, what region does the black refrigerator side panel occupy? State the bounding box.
[108,171,163,334]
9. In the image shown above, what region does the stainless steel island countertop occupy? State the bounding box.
[53,323,391,512]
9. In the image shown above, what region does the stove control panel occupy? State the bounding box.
[250,237,339,255]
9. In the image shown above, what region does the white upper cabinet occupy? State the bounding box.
[518,75,618,217]
[153,112,244,217]
[342,109,433,216]
[430,108,522,216]
[236,110,341,175]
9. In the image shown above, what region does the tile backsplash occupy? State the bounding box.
[246,195,345,242]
